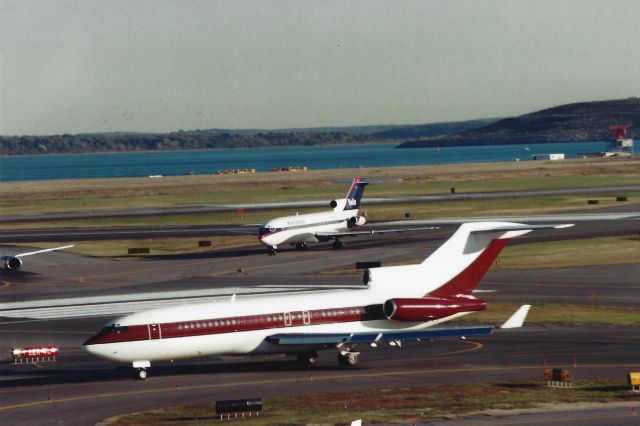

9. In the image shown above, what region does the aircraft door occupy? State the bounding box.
[283,312,292,327]
[302,310,311,325]
[148,323,162,340]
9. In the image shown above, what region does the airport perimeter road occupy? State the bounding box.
[0,324,639,426]
[2,184,640,224]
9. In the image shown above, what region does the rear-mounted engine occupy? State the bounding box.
[383,296,486,321]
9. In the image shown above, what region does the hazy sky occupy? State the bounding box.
[1,0,640,135]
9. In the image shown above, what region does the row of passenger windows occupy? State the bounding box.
[173,309,365,331]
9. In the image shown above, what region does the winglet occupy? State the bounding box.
[499,304,531,329]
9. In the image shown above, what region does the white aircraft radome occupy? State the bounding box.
[1,244,74,270]
[83,221,571,380]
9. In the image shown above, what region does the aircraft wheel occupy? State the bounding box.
[295,242,307,250]
[268,247,276,256]
[337,352,358,367]
[296,351,318,365]
[134,368,148,380]
[332,240,344,250]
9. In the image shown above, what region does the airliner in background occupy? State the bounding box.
[84,221,572,380]
[1,244,74,270]
[258,177,437,255]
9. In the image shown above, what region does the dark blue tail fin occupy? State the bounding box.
[344,177,369,211]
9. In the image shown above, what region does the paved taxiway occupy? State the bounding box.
[1,220,640,425]
[1,323,639,425]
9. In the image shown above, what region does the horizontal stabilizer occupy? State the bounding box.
[499,305,531,329]
[471,224,573,235]
[267,325,493,345]
[316,226,439,239]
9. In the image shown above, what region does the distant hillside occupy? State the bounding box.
[0,119,493,156]
[398,98,640,148]
[370,118,500,140]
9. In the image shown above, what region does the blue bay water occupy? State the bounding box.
[0,141,610,182]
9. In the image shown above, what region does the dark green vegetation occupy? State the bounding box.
[108,381,640,425]
[0,119,495,156]
[399,97,640,148]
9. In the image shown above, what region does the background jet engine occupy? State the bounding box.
[2,256,22,270]
[383,297,486,321]
[347,215,366,228]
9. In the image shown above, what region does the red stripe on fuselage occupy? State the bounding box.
[84,304,386,346]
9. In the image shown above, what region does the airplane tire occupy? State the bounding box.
[268,247,276,256]
[337,352,358,367]
[332,240,344,250]
[134,368,148,380]
[295,242,307,250]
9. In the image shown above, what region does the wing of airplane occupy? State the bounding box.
[267,325,493,345]
[315,226,440,239]
[268,305,530,345]
[14,245,75,258]
[2,244,74,270]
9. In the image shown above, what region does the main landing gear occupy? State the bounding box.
[132,360,151,380]
[267,246,277,256]
[332,239,344,250]
[295,242,308,250]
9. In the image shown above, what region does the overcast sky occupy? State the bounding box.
[1,0,639,135]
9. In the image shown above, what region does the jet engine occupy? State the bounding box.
[347,215,366,228]
[383,296,486,321]
[2,256,22,270]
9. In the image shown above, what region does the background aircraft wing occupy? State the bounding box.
[267,325,493,345]
[15,244,74,258]
[315,226,439,239]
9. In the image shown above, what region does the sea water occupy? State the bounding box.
[0,141,610,182]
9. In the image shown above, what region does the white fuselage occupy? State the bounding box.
[259,209,356,248]
[83,284,468,364]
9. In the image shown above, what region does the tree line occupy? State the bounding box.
[0,131,375,156]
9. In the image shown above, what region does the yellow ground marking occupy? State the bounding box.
[3,362,640,412]
[397,340,484,362]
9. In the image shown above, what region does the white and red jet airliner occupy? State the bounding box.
[84,222,571,380]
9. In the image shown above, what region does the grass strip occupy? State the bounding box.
[455,303,640,326]
[3,192,639,230]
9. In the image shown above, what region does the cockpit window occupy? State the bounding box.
[259,226,282,236]
[105,325,128,334]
